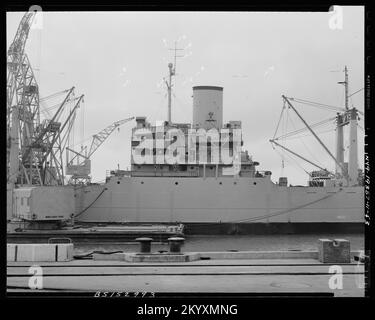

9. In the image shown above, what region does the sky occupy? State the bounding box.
[7,8,365,185]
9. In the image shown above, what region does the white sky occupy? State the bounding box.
[7,8,365,185]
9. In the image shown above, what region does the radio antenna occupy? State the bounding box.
[165,41,184,123]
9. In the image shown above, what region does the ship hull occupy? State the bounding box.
[181,222,364,234]
[74,176,364,234]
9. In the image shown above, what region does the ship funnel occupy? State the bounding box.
[192,86,223,129]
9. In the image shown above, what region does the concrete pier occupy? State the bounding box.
[7,251,365,297]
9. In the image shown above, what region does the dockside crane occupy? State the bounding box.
[7,12,39,186]
[7,13,86,222]
[66,117,134,184]
[7,13,82,187]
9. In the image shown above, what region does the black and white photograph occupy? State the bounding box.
[5,4,372,310]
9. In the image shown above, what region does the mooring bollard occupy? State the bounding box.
[135,237,153,254]
[168,237,185,254]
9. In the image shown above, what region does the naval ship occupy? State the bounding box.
[73,63,364,234]
[6,14,363,237]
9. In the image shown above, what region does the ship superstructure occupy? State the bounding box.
[127,86,259,180]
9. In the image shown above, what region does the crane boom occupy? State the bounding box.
[87,117,134,157]
[7,12,39,185]
[282,95,346,176]
[22,87,75,162]
[7,12,36,113]
[8,12,35,57]
[270,139,333,175]
[66,116,134,184]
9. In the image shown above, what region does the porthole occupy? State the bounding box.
[175,182,179,185]
[117,181,120,184]
[253,182,257,185]
[219,182,222,185]
[234,182,237,185]
[141,181,144,184]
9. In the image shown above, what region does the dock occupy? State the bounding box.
[7,253,365,297]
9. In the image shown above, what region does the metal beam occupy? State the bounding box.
[270,139,333,175]
[66,147,89,160]
[87,117,134,157]
[22,86,75,162]
[282,95,347,176]
[41,95,84,165]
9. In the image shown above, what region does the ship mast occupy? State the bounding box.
[335,112,345,178]
[165,41,184,123]
[166,62,174,123]
[338,65,349,110]
[336,65,359,186]
[335,66,349,179]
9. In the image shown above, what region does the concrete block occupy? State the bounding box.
[56,244,74,261]
[7,244,16,261]
[318,239,351,263]
[17,244,56,262]
[7,243,74,262]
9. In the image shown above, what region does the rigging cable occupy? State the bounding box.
[274,147,311,177]
[39,89,70,101]
[173,188,343,227]
[74,187,107,218]
[290,97,345,112]
[348,87,364,98]
[73,250,124,260]
[272,101,285,140]
[230,189,341,223]
[282,127,335,140]
[288,114,325,169]
[274,117,335,140]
